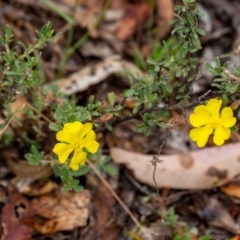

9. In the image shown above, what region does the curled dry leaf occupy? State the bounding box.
[199,197,239,234]
[4,151,52,184]
[49,55,148,95]
[192,194,239,234]
[110,143,240,189]
[30,190,90,234]
[99,113,114,122]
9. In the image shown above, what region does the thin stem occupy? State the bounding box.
[25,102,53,123]
[40,0,73,24]
[60,0,112,66]
[58,0,80,72]
[0,102,26,139]
[87,159,148,235]
[151,129,170,220]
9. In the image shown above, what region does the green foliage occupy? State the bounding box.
[89,151,118,176]
[53,163,84,191]
[164,208,210,240]
[0,23,55,101]
[169,0,205,102]
[25,145,44,166]
[206,58,240,100]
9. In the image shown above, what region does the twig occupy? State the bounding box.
[0,102,26,139]
[25,102,53,123]
[87,159,148,235]
[151,129,170,220]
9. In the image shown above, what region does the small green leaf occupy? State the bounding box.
[70,165,90,176]
[146,58,158,65]
[72,184,83,192]
[105,122,113,131]
[49,123,62,131]
[102,164,118,176]
[196,28,206,36]
[4,25,13,41]
[156,122,166,129]
[176,69,182,77]
[124,89,135,97]
[230,125,239,132]
[148,119,155,126]
[107,92,116,106]
[221,93,229,106]
[164,84,173,93]
[53,163,62,176]
[61,166,70,180]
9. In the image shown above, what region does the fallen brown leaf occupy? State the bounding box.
[110,143,240,189]
[221,183,240,199]
[30,190,90,234]
[116,3,150,40]
[193,195,239,234]
[1,187,32,240]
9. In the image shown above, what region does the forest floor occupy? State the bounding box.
[1,0,240,240]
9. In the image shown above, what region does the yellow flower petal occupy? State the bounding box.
[56,121,83,143]
[213,126,230,145]
[79,123,93,139]
[84,140,99,153]
[82,130,96,141]
[189,105,210,127]
[206,99,222,119]
[190,125,213,147]
[220,107,236,128]
[69,151,87,170]
[53,143,74,163]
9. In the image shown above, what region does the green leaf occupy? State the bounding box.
[146,58,158,65]
[24,145,44,166]
[230,125,239,132]
[168,19,178,25]
[107,92,116,106]
[30,145,39,156]
[4,25,13,41]
[105,122,113,131]
[70,165,90,176]
[221,93,229,106]
[124,89,135,97]
[3,71,22,76]
[196,28,206,36]
[89,95,95,104]
[49,123,62,131]
[156,122,166,128]
[176,69,182,77]
[148,119,155,126]
[165,85,173,93]
[53,163,62,176]
[0,36,5,46]
[102,164,118,176]
[72,184,83,192]
[61,166,70,180]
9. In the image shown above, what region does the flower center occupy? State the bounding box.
[209,117,220,128]
[74,141,83,152]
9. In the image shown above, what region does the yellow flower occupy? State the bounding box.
[53,121,99,170]
[189,99,236,148]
